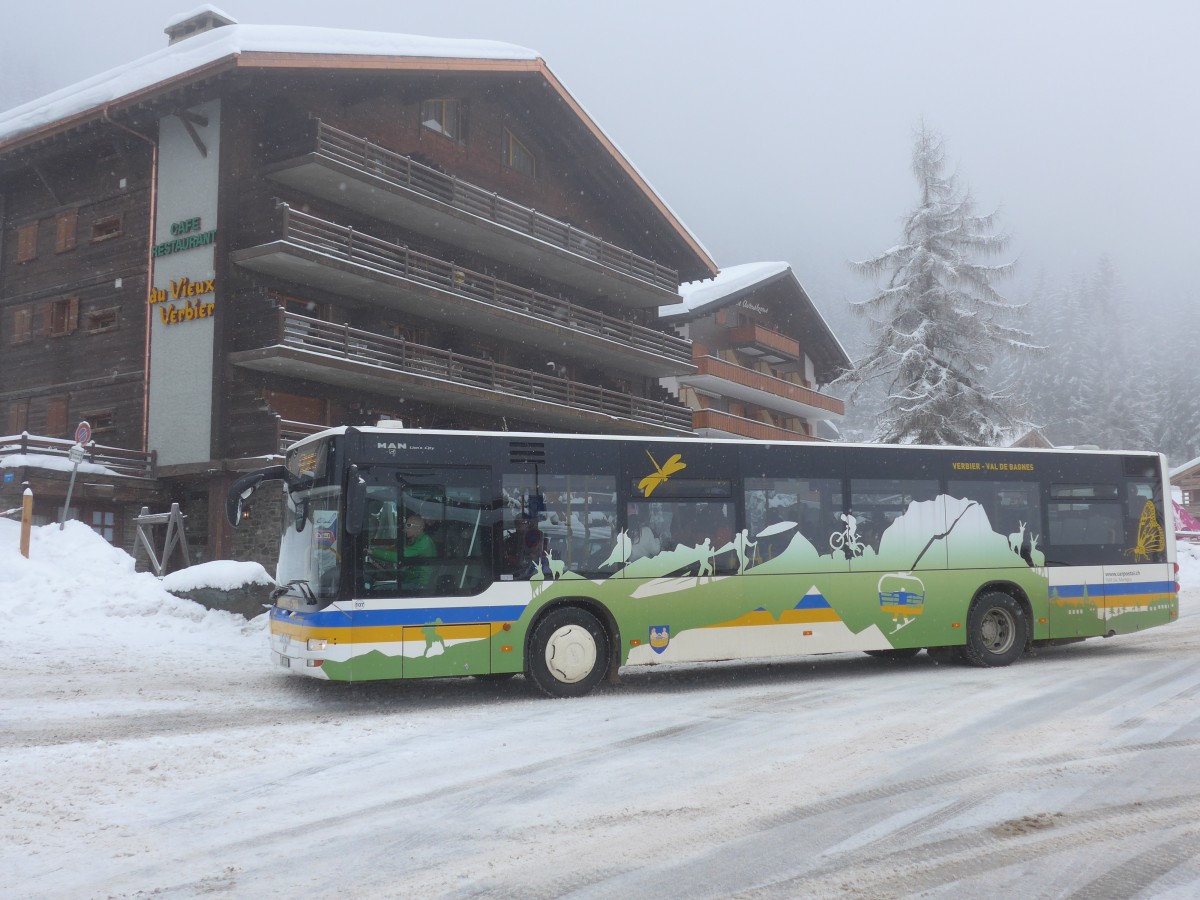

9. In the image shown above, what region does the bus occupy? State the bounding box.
[227,426,1179,697]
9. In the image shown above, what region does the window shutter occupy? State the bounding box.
[42,303,54,337]
[55,210,78,252]
[11,306,33,344]
[46,396,69,437]
[67,297,79,334]
[6,399,30,434]
[17,222,38,262]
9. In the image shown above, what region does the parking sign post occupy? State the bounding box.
[60,422,91,531]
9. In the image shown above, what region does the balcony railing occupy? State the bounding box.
[245,311,693,433]
[0,433,155,478]
[690,354,845,416]
[278,419,327,453]
[728,323,802,362]
[310,120,679,292]
[692,410,823,442]
[248,206,691,372]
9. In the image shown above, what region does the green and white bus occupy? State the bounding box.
[227,426,1179,697]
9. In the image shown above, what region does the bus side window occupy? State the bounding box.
[745,476,842,562]
[1045,483,1124,566]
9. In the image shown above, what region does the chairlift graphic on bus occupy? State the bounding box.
[878,572,926,621]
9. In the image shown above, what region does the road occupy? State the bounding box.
[4,588,1199,898]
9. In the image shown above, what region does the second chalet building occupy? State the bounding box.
[0,9,850,566]
[661,263,849,442]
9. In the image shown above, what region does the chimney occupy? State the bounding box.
[164,5,238,45]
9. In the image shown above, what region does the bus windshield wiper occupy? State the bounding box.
[271,579,315,602]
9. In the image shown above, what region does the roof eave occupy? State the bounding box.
[0,55,240,158]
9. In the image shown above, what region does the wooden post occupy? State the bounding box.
[19,487,33,558]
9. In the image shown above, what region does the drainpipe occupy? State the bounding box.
[101,108,158,453]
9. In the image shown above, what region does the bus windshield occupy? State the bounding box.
[276,484,342,605]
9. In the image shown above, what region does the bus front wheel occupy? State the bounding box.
[962,592,1026,668]
[527,607,610,698]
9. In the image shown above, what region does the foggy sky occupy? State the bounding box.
[3,0,1197,326]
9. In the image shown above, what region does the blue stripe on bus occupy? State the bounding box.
[271,605,529,628]
[1051,581,1173,599]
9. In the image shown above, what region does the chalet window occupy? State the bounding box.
[82,409,115,437]
[420,99,467,143]
[91,216,122,242]
[11,305,34,344]
[46,395,69,438]
[6,399,29,434]
[393,323,428,344]
[48,297,79,337]
[90,510,116,543]
[503,129,536,177]
[280,295,327,320]
[85,307,119,334]
[17,222,38,262]
[55,210,79,253]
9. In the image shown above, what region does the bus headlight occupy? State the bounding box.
[307,638,328,651]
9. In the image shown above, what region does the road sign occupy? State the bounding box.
[74,421,91,445]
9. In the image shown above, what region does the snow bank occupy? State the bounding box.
[161,559,274,593]
[1,519,263,655]
[1178,539,1200,586]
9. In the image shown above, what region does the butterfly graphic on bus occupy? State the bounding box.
[638,450,686,498]
[1129,500,1165,562]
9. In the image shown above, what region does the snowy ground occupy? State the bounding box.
[3,520,1199,899]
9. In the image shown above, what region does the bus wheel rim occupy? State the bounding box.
[981,608,1015,654]
[544,624,597,684]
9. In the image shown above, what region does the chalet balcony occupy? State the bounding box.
[265,120,680,308]
[680,354,845,421]
[0,432,155,479]
[692,410,824,443]
[231,207,694,378]
[229,311,694,436]
[728,323,802,369]
[278,419,327,454]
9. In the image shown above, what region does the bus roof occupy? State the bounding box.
[284,425,1163,460]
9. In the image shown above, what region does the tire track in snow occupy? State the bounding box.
[744,794,1200,898]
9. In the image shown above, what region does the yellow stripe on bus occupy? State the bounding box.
[270,620,497,643]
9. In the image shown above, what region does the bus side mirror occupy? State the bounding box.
[226,465,287,527]
[345,465,366,535]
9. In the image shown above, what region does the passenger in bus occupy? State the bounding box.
[503,514,545,578]
[628,523,661,562]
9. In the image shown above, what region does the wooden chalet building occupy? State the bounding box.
[0,10,720,565]
[660,263,850,441]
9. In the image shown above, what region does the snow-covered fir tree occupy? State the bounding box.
[839,124,1035,445]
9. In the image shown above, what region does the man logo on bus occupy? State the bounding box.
[649,625,671,653]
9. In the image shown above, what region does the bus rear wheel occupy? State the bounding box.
[962,591,1026,668]
[527,607,610,698]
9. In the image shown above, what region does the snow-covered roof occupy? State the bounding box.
[1170,455,1200,479]
[0,24,539,148]
[661,261,852,374]
[662,262,790,319]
